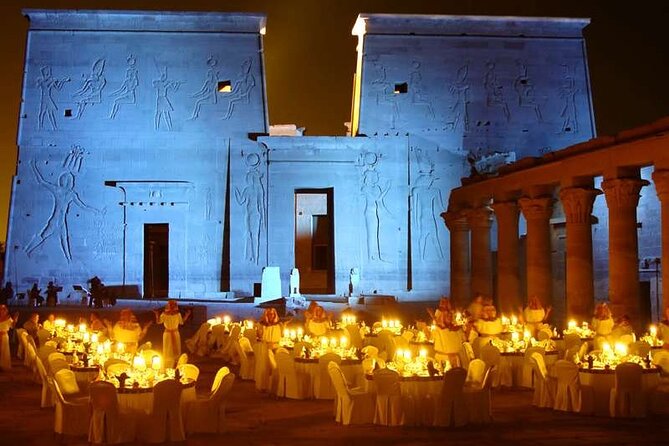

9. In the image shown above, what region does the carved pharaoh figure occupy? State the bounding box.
[513,61,542,122]
[73,58,107,119]
[153,68,181,131]
[221,58,256,120]
[361,168,391,262]
[483,61,510,122]
[109,54,139,119]
[36,66,69,130]
[559,64,578,133]
[411,150,445,260]
[190,56,220,120]
[235,155,265,264]
[448,64,471,131]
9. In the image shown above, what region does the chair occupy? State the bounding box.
[372,368,403,425]
[88,381,137,444]
[47,352,69,376]
[104,358,130,373]
[433,367,468,427]
[274,350,308,399]
[185,322,211,356]
[37,328,52,346]
[345,325,363,349]
[480,344,506,387]
[54,368,83,397]
[15,328,26,360]
[361,345,379,359]
[564,333,581,351]
[652,350,669,384]
[328,362,374,425]
[51,377,90,440]
[185,369,236,434]
[24,339,39,382]
[35,356,54,408]
[465,359,487,388]
[610,362,646,418]
[234,337,255,380]
[254,342,272,391]
[139,379,185,443]
[267,349,280,396]
[315,353,341,399]
[401,330,414,342]
[521,347,545,388]
[141,349,162,367]
[176,352,189,367]
[178,363,200,382]
[458,342,476,370]
[36,344,57,364]
[553,360,593,414]
[530,352,556,409]
[377,330,396,361]
[464,365,496,424]
[218,325,241,361]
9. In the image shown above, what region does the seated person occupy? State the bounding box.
[427,297,452,325]
[23,313,41,344]
[521,295,552,337]
[112,309,150,353]
[591,302,614,337]
[42,314,56,333]
[610,314,634,344]
[659,307,669,341]
[475,303,503,338]
[306,305,331,337]
[90,312,112,341]
[258,308,282,349]
[433,311,465,366]
[466,293,485,321]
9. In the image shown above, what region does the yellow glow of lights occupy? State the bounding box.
[151,355,161,371]
[650,325,658,337]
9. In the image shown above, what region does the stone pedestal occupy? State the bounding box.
[442,210,470,308]
[467,207,494,300]
[602,177,649,328]
[492,201,520,314]
[519,196,554,308]
[559,187,601,322]
[653,169,669,316]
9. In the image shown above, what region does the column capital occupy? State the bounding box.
[441,210,469,232]
[518,196,553,221]
[491,200,519,222]
[653,169,669,201]
[602,177,649,211]
[559,187,602,224]
[465,206,493,229]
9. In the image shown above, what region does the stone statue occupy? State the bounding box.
[289,268,300,297]
[349,268,360,297]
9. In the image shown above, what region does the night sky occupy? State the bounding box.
[1,0,668,243]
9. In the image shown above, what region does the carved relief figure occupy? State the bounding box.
[409,61,435,119]
[514,61,543,123]
[235,153,265,264]
[36,66,70,130]
[483,61,510,122]
[367,55,399,128]
[221,58,256,120]
[153,68,182,131]
[360,153,392,262]
[25,159,101,262]
[559,64,579,133]
[109,55,139,119]
[448,64,471,131]
[63,145,85,173]
[411,149,445,260]
[190,56,220,120]
[73,59,107,119]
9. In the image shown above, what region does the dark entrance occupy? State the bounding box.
[144,223,169,298]
[295,189,335,294]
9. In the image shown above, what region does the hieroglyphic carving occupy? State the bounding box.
[235,152,265,264]
[153,67,182,131]
[559,64,578,133]
[514,61,542,123]
[36,66,70,130]
[190,56,220,120]
[483,61,510,122]
[447,64,471,131]
[411,148,445,261]
[359,151,392,262]
[109,54,139,119]
[73,59,107,119]
[221,58,256,120]
[63,145,84,173]
[367,55,399,129]
[409,61,435,119]
[25,155,101,262]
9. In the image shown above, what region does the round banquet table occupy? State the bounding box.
[111,379,197,413]
[499,350,558,388]
[70,363,101,388]
[578,366,660,416]
[294,357,363,399]
[409,340,435,358]
[365,373,444,426]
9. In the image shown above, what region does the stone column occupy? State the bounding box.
[559,187,601,321]
[652,169,669,316]
[491,201,520,314]
[519,196,554,307]
[466,206,494,300]
[442,210,470,308]
[602,177,649,326]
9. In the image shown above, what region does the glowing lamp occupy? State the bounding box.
[320,337,328,348]
[330,337,337,347]
[91,333,99,344]
[511,332,519,342]
[511,315,518,326]
[83,332,90,343]
[501,316,510,326]
[283,328,290,338]
[650,325,658,338]
[523,330,531,340]
[78,323,87,333]
[568,320,577,330]
[419,348,427,359]
[297,327,303,338]
[382,319,388,329]
[403,350,411,361]
[290,329,296,339]
[151,355,161,371]
[96,344,103,355]
[340,336,348,348]
[246,321,254,330]
[602,342,612,353]
[55,319,66,328]
[614,342,627,356]
[222,315,231,325]
[67,324,74,332]
[117,342,125,354]
[133,355,146,371]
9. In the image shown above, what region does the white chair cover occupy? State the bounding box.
[37,344,57,364]
[553,360,593,413]
[185,322,211,356]
[24,340,39,382]
[176,352,188,367]
[141,349,162,366]
[521,347,545,388]
[480,344,508,387]
[463,365,495,424]
[89,381,137,444]
[361,345,379,359]
[54,368,81,396]
[35,356,54,408]
[458,342,475,370]
[16,328,26,360]
[530,352,556,408]
[345,325,363,349]
[433,367,467,427]
[178,363,200,382]
[315,353,341,399]
[51,377,90,439]
[186,368,235,434]
[328,362,374,425]
[47,352,69,376]
[218,325,242,361]
[465,359,487,388]
[372,368,403,426]
[610,362,646,418]
[139,379,185,443]
[275,350,309,399]
[37,328,51,346]
[254,342,273,391]
[376,330,396,361]
[234,338,255,380]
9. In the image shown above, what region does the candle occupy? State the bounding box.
[67,324,74,332]
[650,325,658,338]
[91,333,99,344]
[330,337,337,347]
[511,315,518,326]
[419,348,427,359]
[340,336,348,348]
[133,355,146,371]
[511,332,519,342]
[320,337,328,348]
[523,330,531,341]
[79,323,87,333]
[568,320,577,330]
[83,332,90,343]
[297,327,303,339]
[96,344,103,355]
[382,319,388,329]
[403,350,411,361]
[117,342,125,354]
[55,319,66,328]
[614,342,627,356]
[395,348,403,360]
[151,355,161,371]
[222,315,231,325]
[501,316,510,326]
[283,328,290,338]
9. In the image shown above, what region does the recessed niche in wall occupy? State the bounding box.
[218,80,232,93]
[64,109,73,117]
[394,83,408,94]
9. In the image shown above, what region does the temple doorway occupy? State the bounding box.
[144,223,169,298]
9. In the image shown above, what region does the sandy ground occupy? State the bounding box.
[1,301,668,445]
